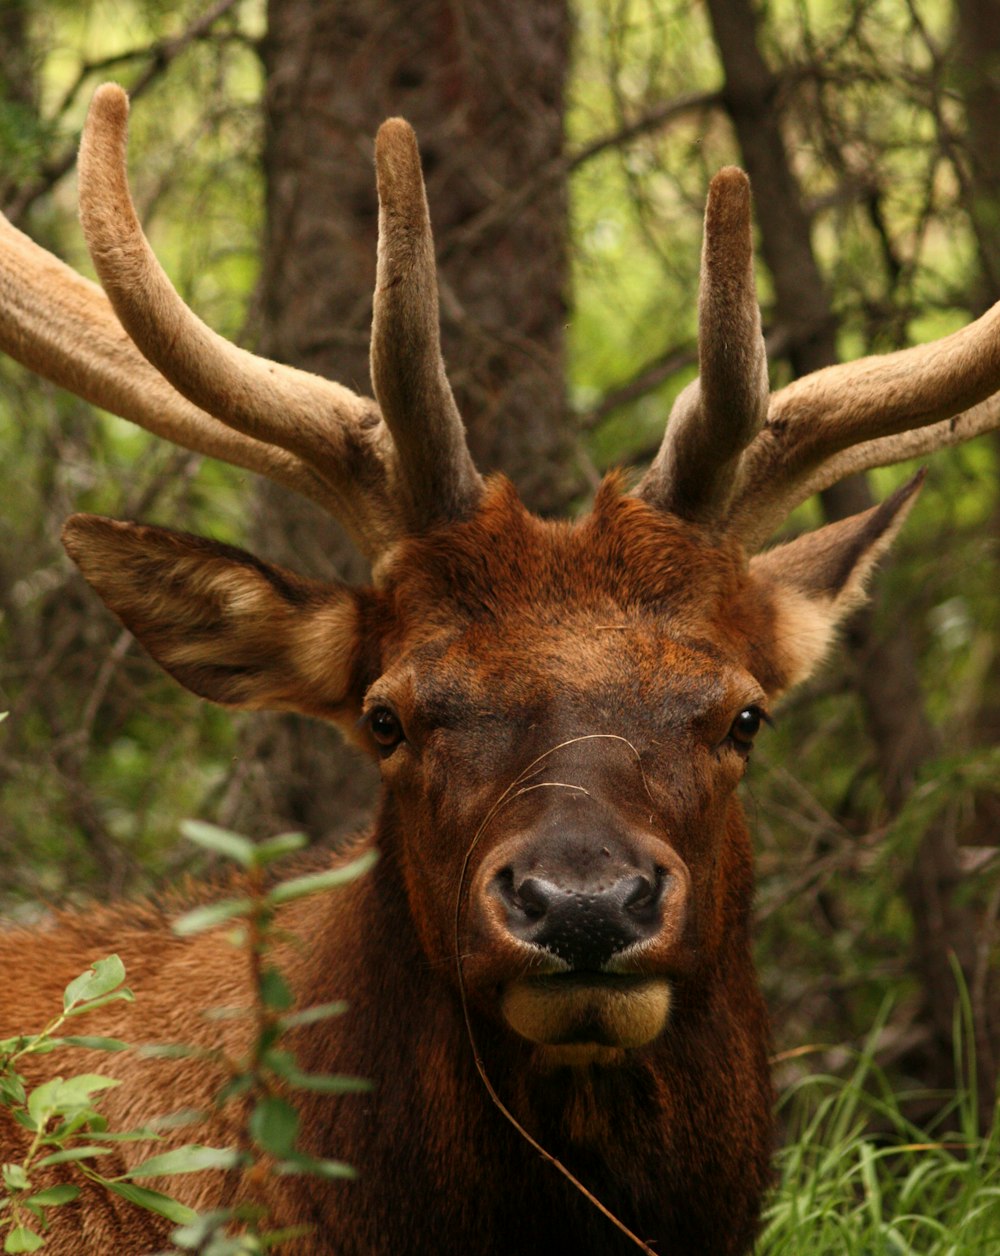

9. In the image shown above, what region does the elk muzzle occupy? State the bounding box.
[474,779,690,1058]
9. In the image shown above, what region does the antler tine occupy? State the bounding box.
[0,212,373,523]
[727,301,1000,551]
[733,394,1000,552]
[635,167,768,523]
[77,83,403,558]
[371,118,484,530]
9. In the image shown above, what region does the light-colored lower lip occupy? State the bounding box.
[501,974,671,1050]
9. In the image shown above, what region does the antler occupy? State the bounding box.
[635,167,768,523]
[0,211,356,516]
[727,309,1000,548]
[637,166,1000,549]
[4,86,1000,558]
[371,119,483,530]
[0,83,482,562]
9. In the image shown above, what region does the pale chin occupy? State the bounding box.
[501,976,672,1064]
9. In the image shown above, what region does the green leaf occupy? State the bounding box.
[124,1145,243,1179]
[2,1163,30,1192]
[275,1152,356,1180]
[63,990,134,1018]
[253,832,308,865]
[249,1096,298,1159]
[282,1069,371,1094]
[0,1074,26,1107]
[278,1001,348,1028]
[37,1147,113,1167]
[103,1180,197,1224]
[139,1043,205,1060]
[27,1074,119,1126]
[267,850,377,905]
[259,967,293,1013]
[59,1036,130,1052]
[171,898,252,937]
[180,821,256,868]
[63,955,127,1012]
[25,1077,63,1126]
[168,1209,234,1247]
[24,1184,80,1207]
[4,1226,44,1253]
[132,1109,203,1133]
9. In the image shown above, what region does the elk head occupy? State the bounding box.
[5,85,1000,1064]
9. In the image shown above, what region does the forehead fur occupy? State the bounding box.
[366,475,788,697]
[380,475,749,629]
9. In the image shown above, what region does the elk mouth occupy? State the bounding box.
[500,971,671,1053]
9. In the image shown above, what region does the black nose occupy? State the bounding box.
[496,869,664,969]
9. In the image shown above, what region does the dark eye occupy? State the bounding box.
[368,706,404,753]
[729,705,766,751]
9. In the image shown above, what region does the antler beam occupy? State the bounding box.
[0,83,483,560]
[0,213,339,508]
[728,303,1000,547]
[77,84,412,555]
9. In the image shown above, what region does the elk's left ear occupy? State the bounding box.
[62,514,366,724]
[749,472,925,693]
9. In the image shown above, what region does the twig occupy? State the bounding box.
[5,0,243,222]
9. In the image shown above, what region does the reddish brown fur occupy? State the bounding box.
[0,478,915,1254]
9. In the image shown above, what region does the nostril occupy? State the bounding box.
[624,869,666,922]
[514,876,550,920]
[493,868,549,921]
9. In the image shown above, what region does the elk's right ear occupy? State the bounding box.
[748,473,925,695]
[62,515,365,722]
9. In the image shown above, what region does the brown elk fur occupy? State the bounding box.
[1,477,918,1253]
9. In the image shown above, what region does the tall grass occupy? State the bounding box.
[761,1000,1000,1254]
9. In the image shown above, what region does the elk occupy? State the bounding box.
[1,83,999,1254]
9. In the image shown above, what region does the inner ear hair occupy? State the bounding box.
[752,470,925,604]
[749,471,926,690]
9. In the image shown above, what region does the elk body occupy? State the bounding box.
[2,85,1000,1254]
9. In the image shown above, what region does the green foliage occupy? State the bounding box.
[762,1008,1000,1254]
[0,955,187,1252]
[0,828,373,1251]
[161,823,373,1252]
[0,0,265,905]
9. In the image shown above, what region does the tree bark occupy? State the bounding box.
[705,0,996,1117]
[220,0,574,843]
[950,0,1000,1105]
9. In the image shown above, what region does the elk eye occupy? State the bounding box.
[729,705,767,750]
[368,706,404,753]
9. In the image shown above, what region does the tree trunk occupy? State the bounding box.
[704,0,996,1119]
[950,0,1000,1105]
[220,0,574,843]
